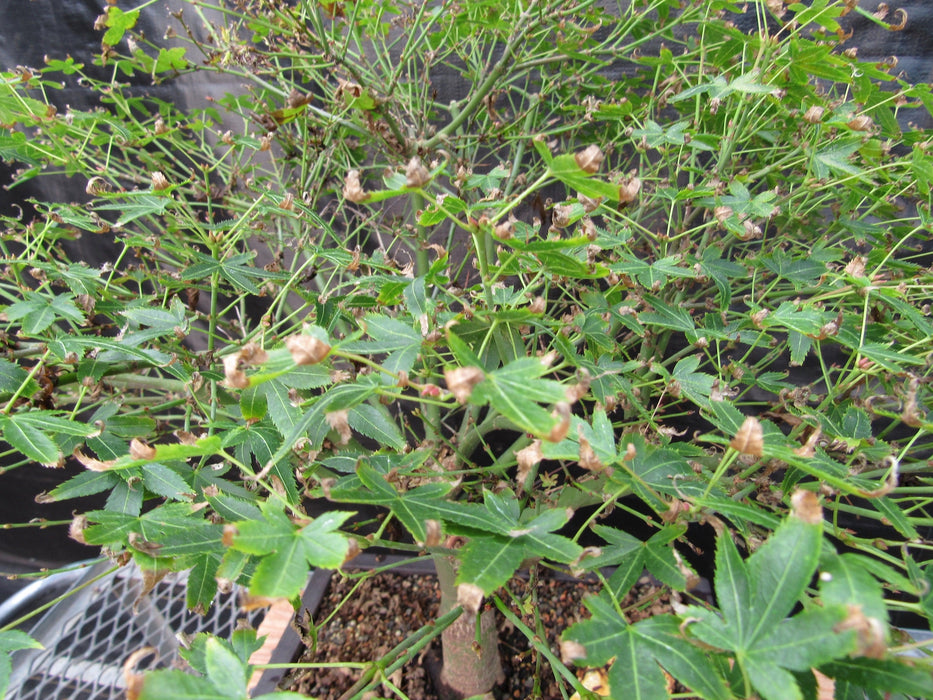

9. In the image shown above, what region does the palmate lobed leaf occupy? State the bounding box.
[563,595,729,700]
[819,657,933,698]
[468,356,568,439]
[232,505,352,598]
[455,496,582,593]
[748,607,854,672]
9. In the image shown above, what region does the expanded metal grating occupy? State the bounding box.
[5,560,266,700]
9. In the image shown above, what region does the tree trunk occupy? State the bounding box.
[434,555,503,699]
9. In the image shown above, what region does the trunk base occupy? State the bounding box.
[437,608,503,700]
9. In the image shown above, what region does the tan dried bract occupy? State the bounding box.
[847,115,874,132]
[325,409,351,445]
[424,519,442,548]
[803,105,825,124]
[619,175,641,204]
[74,448,116,472]
[578,435,605,472]
[730,416,764,457]
[494,220,513,239]
[129,438,157,461]
[241,342,268,365]
[560,638,587,664]
[844,255,866,278]
[765,0,786,18]
[574,145,604,174]
[151,171,170,191]
[834,605,886,659]
[548,401,571,443]
[405,156,430,188]
[444,366,485,404]
[457,582,484,615]
[516,440,543,490]
[223,354,250,389]
[343,169,370,203]
[791,488,822,525]
[69,514,88,544]
[286,334,331,365]
[85,176,111,196]
[569,669,610,699]
[123,647,158,700]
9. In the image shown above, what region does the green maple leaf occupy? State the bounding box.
[452,490,583,594]
[563,594,730,700]
[232,503,352,598]
[467,356,569,439]
[327,462,505,542]
[682,510,858,700]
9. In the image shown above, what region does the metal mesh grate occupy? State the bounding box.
[6,561,266,700]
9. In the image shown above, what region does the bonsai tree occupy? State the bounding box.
[1,0,933,698]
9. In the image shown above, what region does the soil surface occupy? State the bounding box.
[281,569,675,699]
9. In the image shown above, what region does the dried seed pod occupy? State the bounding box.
[730,416,764,457]
[343,169,369,203]
[574,145,604,174]
[286,334,331,365]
